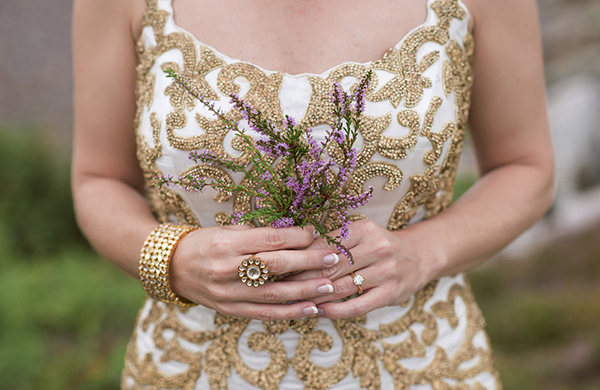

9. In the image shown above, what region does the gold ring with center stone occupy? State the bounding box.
[350,272,364,295]
[238,255,269,287]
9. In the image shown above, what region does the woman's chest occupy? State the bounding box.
[171,0,429,75]
[135,0,474,230]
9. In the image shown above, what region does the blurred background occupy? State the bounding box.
[1,0,599,388]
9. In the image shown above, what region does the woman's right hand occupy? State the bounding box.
[169,225,339,321]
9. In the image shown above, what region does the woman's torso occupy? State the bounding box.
[123,0,502,388]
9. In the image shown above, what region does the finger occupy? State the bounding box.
[256,248,340,275]
[231,226,317,253]
[306,221,368,252]
[310,269,372,305]
[222,224,253,231]
[217,300,322,322]
[317,287,388,319]
[228,277,335,304]
[282,238,379,282]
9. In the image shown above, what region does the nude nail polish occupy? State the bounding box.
[322,253,339,266]
[317,284,334,294]
[302,306,318,316]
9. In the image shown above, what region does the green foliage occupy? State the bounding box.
[452,173,478,203]
[0,248,144,390]
[0,127,144,389]
[0,128,89,258]
[469,222,600,389]
[162,70,375,264]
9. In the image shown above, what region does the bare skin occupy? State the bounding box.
[72,0,554,321]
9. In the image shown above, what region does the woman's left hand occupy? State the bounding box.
[282,218,445,319]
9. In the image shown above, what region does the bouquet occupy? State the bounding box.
[157,69,374,264]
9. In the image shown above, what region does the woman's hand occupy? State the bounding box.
[170,225,340,321]
[281,219,445,319]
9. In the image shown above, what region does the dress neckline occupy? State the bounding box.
[165,0,467,79]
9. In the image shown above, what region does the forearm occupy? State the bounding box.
[405,160,554,279]
[73,175,159,279]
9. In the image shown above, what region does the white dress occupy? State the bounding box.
[122,0,503,388]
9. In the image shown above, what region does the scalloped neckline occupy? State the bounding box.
[166,0,453,78]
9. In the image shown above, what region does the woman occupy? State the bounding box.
[72,0,554,388]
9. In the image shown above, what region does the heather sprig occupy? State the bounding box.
[157,68,374,264]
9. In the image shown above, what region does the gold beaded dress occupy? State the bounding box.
[123,0,503,388]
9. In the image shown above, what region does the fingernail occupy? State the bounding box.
[302,306,318,316]
[312,229,320,239]
[322,253,339,266]
[316,284,334,294]
[317,308,325,316]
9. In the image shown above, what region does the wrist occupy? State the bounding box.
[401,221,450,282]
[138,223,199,307]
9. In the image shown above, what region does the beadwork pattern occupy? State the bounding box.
[139,223,197,306]
[124,0,503,388]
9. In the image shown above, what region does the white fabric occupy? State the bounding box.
[128,0,500,388]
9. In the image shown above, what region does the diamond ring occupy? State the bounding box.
[350,272,364,295]
[239,255,269,287]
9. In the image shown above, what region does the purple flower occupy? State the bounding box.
[271,217,295,228]
[260,171,273,181]
[285,177,300,193]
[161,68,374,266]
[331,81,346,115]
[231,211,245,225]
[306,128,323,158]
[190,150,217,164]
[336,245,353,265]
[257,187,269,196]
[283,116,297,129]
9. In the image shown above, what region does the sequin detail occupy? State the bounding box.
[126,0,501,388]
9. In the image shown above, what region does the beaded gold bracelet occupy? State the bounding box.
[139,223,198,307]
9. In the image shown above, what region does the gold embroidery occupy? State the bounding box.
[321,211,368,233]
[136,112,199,226]
[228,155,278,227]
[217,63,285,125]
[328,113,392,166]
[301,64,377,129]
[292,327,353,389]
[328,63,376,88]
[336,317,383,390]
[369,27,446,108]
[348,161,404,195]
[387,165,440,231]
[194,111,254,164]
[137,50,156,110]
[420,96,456,166]
[290,316,382,390]
[432,0,467,30]
[377,110,419,160]
[163,46,223,111]
[178,165,235,203]
[214,212,233,226]
[380,280,438,338]
[302,76,338,128]
[382,281,499,389]
[122,301,204,389]
[435,33,476,218]
[321,161,403,233]
[142,0,168,40]
[126,0,503,388]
